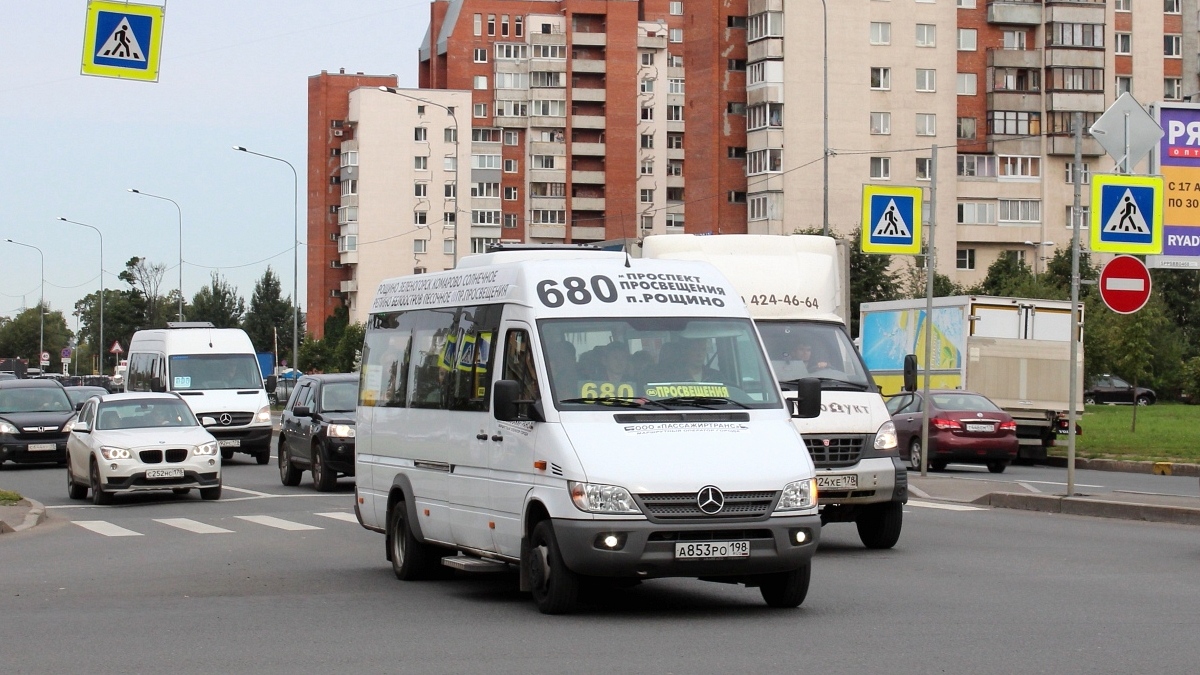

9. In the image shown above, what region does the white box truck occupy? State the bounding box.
[642,234,906,549]
[859,296,1083,462]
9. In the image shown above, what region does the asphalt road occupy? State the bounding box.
[927,460,1200,497]
[2,453,1198,674]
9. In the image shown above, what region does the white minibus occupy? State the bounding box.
[355,247,823,613]
[126,323,273,463]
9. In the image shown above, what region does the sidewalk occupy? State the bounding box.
[0,497,46,534]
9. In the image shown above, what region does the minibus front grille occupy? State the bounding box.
[636,491,778,521]
[198,411,254,427]
[647,529,774,542]
[612,412,750,424]
[802,434,866,468]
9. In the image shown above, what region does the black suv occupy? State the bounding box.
[277,373,357,491]
[0,379,78,467]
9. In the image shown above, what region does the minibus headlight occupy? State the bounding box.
[776,478,816,511]
[874,420,898,451]
[195,441,219,456]
[329,424,356,438]
[100,446,132,460]
[255,406,272,424]
[569,481,641,514]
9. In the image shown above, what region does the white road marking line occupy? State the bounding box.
[314,512,358,523]
[73,521,143,537]
[1016,482,1042,493]
[153,518,234,534]
[907,500,984,512]
[222,486,274,497]
[953,476,1105,489]
[1018,479,1105,489]
[235,515,322,531]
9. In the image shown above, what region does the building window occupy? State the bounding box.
[641,52,654,66]
[747,103,783,130]
[1067,206,1090,229]
[504,130,519,146]
[413,267,427,275]
[916,157,932,181]
[999,199,1041,223]
[668,53,683,67]
[870,157,891,180]
[414,211,428,226]
[495,100,529,117]
[414,239,427,254]
[669,78,685,94]
[640,214,655,232]
[957,202,996,225]
[338,235,357,253]
[473,103,488,118]
[444,183,457,199]
[870,22,891,45]
[1165,78,1183,100]
[669,28,683,43]
[515,16,523,37]
[504,187,518,200]
[531,99,566,117]
[487,14,495,36]
[748,195,769,221]
[471,182,500,198]
[532,155,555,169]
[748,12,784,41]
[474,48,487,63]
[640,78,655,93]
[998,155,1040,178]
[414,183,427,197]
[1116,76,1132,96]
[501,14,509,37]
[957,155,996,177]
[668,105,684,121]
[1114,0,1131,10]
[640,134,654,149]
[871,112,891,135]
[497,44,530,60]
[531,210,565,224]
[444,239,456,255]
[728,59,747,72]
[1003,30,1027,50]
[1114,33,1131,54]
[1047,23,1104,48]
[746,148,784,175]
[503,159,518,173]
[957,117,977,140]
[641,159,654,175]
[503,214,518,229]
[640,189,654,203]
[666,213,685,228]
[988,111,1040,135]
[957,249,976,270]
[916,69,936,92]
[670,1,683,15]
[641,107,654,121]
[444,157,457,172]
[531,182,566,197]
[916,24,936,48]
[667,160,683,176]
[1165,35,1182,58]
[1165,0,1181,13]
[1048,67,1100,92]
[957,0,977,7]
[471,210,502,225]
[667,133,683,149]
[728,16,747,28]
[414,127,427,142]
[496,72,529,89]
[728,191,747,204]
[667,187,684,201]
[472,128,501,143]
[871,67,891,90]
[444,212,456,226]
[916,113,936,136]
[728,146,746,159]
[957,73,977,96]
[471,154,501,169]
[532,44,566,59]
[1065,163,1090,184]
[414,157,428,171]
[957,28,977,51]
[472,237,499,254]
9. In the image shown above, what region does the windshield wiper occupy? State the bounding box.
[653,396,750,409]
[780,377,869,392]
[558,396,670,409]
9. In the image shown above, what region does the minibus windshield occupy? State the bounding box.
[539,317,781,409]
[756,321,873,391]
[168,354,263,391]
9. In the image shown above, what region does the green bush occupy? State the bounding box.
[1180,356,1200,404]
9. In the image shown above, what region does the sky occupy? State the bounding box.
[0,0,431,323]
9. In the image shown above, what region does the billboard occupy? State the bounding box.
[1152,103,1200,261]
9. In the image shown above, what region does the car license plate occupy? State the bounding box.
[965,423,995,433]
[218,439,241,447]
[817,474,858,490]
[674,541,750,559]
[28,443,57,452]
[146,468,185,479]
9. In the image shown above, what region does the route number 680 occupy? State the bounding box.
[536,275,618,308]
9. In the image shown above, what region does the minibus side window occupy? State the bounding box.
[503,329,540,401]
[447,304,503,412]
[410,309,459,409]
[360,313,407,408]
[127,353,153,392]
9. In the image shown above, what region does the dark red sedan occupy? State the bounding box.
[885,390,1018,474]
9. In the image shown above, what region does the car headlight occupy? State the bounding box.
[776,478,817,511]
[195,441,219,456]
[63,419,75,433]
[100,446,132,460]
[569,481,641,514]
[255,405,272,424]
[329,424,355,438]
[0,421,17,434]
[874,420,898,451]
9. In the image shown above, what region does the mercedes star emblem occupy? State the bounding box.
[220,413,233,426]
[696,486,725,515]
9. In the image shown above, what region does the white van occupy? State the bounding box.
[125,323,273,463]
[355,247,823,614]
[642,235,905,549]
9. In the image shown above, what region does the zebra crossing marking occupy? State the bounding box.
[73,520,142,537]
[907,500,984,512]
[315,512,358,523]
[153,518,234,534]
[235,515,323,531]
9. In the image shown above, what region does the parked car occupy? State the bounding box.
[886,390,1019,474]
[277,373,357,491]
[0,379,76,467]
[64,385,110,408]
[65,392,222,504]
[1085,375,1156,406]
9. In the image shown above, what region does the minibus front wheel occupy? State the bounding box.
[759,563,811,608]
[526,521,579,614]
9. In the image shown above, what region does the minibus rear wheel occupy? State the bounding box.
[388,502,438,580]
[527,520,579,614]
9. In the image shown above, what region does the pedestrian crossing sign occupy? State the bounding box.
[81,1,164,82]
[861,185,923,255]
[1090,174,1164,254]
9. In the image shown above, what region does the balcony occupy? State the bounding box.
[339,250,358,265]
[987,0,1042,25]
[572,88,606,102]
[572,142,606,156]
[531,196,566,211]
[572,226,607,241]
[638,35,667,49]
[987,92,1042,112]
[530,224,566,239]
[572,170,605,184]
[748,38,784,63]
[572,197,606,211]
[1047,134,1103,156]
[340,279,358,293]
[531,32,566,46]
[988,48,1042,70]
[573,115,606,129]
[571,32,606,47]
[530,141,565,156]
[1046,91,1105,113]
[571,59,606,74]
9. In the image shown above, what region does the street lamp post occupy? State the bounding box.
[820,0,829,237]
[6,238,44,365]
[1024,240,1054,278]
[58,217,104,375]
[233,146,300,375]
[128,188,184,321]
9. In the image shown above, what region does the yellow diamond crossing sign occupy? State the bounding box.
[81,1,165,82]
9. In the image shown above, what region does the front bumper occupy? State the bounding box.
[815,456,905,505]
[207,425,272,451]
[0,436,68,464]
[551,513,820,579]
[102,469,220,492]
[320,437,356,474]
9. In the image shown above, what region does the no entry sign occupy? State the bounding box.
[1100,255,1152,314]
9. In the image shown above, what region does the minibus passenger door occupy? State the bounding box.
[489,324,541,558]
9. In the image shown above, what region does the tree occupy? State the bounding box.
[189,272,245,328]
[243,267,298,362]
[119,257,172,326]
[75,287,148,375]
[897,259,961,300]
[0,305,73,372]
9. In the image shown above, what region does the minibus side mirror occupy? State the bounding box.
[903,355,918,393]
[788,378,822,419]
[265,375,277,393]
[494,380,543,422]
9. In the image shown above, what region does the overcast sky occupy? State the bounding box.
[0,1,429,323]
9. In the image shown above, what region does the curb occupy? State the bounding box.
[974,491,1200,526]
[1042,456,1200,477]
[0,498,46,534]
